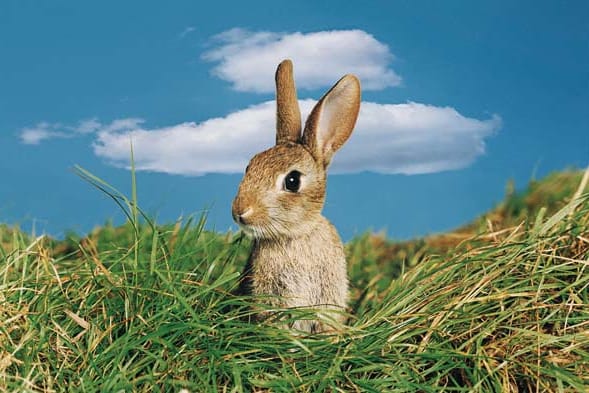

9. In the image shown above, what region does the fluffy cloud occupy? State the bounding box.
[20,123,68,145]
[19,118,146,145]
[19,119,105,144]
[20,27,500,175]
[202,29,401,93]
[91,101,501,175]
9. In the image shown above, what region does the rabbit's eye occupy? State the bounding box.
[284,170,301,192]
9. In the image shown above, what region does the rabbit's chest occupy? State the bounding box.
[250,241,346,305]
[251,250,317,294]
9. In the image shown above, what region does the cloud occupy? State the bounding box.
[19,118,141,145]
[92,101,501,175]
[202,29,401,93]
[20,27,499,175]
[179,26,196,39]
[20,122,69,145]
[74,118,101,134]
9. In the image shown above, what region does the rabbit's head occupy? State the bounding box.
[232,60,361,239]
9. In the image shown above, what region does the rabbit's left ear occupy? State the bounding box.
[302,75,361,167]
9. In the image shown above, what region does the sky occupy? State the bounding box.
[1,1,588,241]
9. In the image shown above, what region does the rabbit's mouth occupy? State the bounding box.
[237,221,270,239]
[238,221,289,240]
[238,223,256,238]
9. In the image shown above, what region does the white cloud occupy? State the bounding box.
[19,27,500,175]
[73,118,101,134]
[20,122,69,145]
[100,118,144,133]
[18,118,142,145]
[92,101,501,175]
[179,26,196,39]
[202,29,401,93]
[93,103,277,175]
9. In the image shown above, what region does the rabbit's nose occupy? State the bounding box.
[237,208,253,225]
[232,200,254,225]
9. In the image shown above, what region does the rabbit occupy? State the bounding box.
[232,59,361,333]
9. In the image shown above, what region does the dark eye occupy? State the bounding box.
[283,170,301,192]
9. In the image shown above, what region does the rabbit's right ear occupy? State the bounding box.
[275,59,302,145]
[302,75,361,167]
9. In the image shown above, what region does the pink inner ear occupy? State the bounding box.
[302,74,360,165]
[316,100,336,155]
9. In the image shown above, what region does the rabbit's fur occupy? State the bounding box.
[232,60,361,333]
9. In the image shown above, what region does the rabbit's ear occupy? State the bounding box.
[275,60,302,145]
[302,75,361,167]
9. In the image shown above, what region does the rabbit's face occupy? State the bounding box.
[231,60,360,240]
[232,142,326,239]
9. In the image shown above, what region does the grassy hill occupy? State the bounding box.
[1,169,588,391]
[347,169,588,290]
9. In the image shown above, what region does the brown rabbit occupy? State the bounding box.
[232,59,361,333]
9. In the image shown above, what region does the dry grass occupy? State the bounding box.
[1,168,588,391]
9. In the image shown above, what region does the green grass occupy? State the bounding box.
[1,169,588,392]
[347,169,589,288]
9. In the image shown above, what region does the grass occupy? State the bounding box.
[347,169,589,289]
[1,168,588,392]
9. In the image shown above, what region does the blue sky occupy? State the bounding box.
[1,1,588,240]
